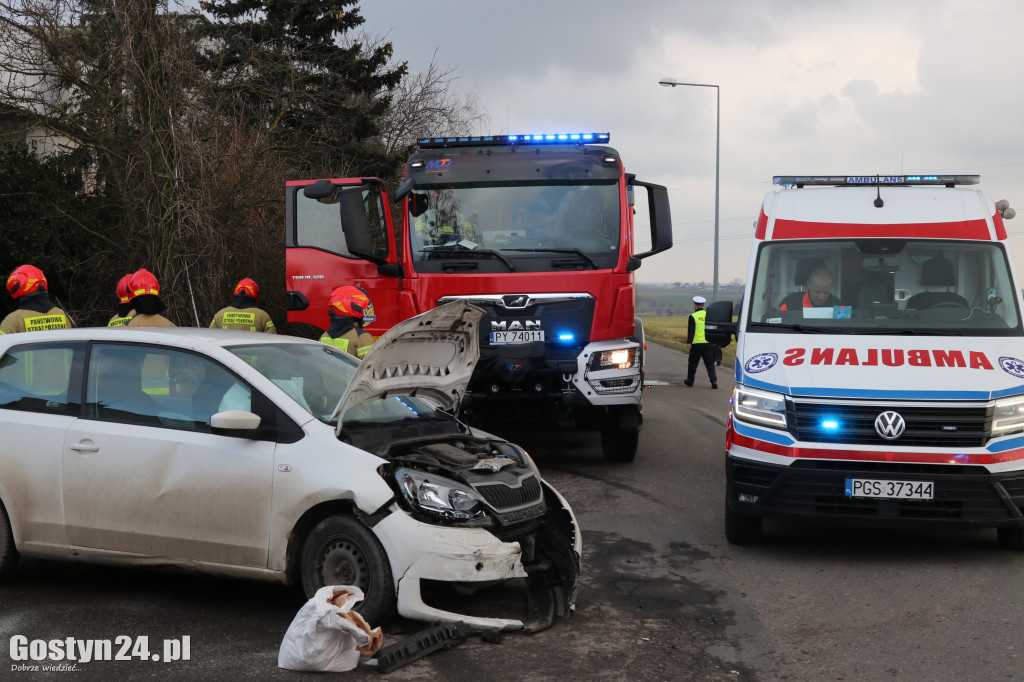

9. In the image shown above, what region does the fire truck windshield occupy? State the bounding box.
[409,182,620,272]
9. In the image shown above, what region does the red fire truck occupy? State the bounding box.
[285,132,672,461]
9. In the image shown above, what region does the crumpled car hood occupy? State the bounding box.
[331,301,484,434]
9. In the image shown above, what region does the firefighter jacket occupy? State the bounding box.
[320,328,374,358]
[0,292,72,334]
[210,306,277,333]
[127,313,175,327]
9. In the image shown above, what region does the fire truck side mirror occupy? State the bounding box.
[337,187,387,265]
[628,179,673,262]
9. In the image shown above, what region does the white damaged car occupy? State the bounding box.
[0,302,580,631]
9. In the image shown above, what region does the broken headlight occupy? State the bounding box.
[394,468,487,521]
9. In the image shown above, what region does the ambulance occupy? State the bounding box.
[705,175,1024,548]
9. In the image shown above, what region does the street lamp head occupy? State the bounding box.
[658,77,678,87]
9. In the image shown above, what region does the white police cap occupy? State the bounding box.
[693,295,706,304]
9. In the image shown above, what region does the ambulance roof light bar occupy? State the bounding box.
[773,174,981,188]
[417,132,610,149]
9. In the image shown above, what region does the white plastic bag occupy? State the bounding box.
[278,585,383,672]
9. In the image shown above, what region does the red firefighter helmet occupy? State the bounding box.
[116,274,133,304]
[6,264,47,299]
[329,285,370,318]
[129,268,160,300]
[233,277,260,300]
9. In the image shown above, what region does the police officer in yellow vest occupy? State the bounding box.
[107,273,135,327]
[210,278,276,333]
[684,295,718,389]
[0,265,72,334]
[320,285,374,359]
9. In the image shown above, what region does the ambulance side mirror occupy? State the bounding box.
[704,300,738,348]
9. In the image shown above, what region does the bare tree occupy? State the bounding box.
[371,45,490,158]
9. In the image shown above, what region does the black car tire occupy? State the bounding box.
[725,502,763,545]
[0,501,19,578]
[300,515,396,624]
[601,406,640,463]
[997,526,1024,551]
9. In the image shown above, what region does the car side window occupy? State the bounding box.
[86,343,252,432]
[0,341,85,416]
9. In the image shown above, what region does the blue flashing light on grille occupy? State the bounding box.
[821,419,839,431]
[558,332,575,342]
[417,132,610,148]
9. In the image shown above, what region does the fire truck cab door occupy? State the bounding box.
[286,178,401,335]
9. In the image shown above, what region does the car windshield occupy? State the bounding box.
[747,239,1022,335]
[408,182,620,270]
[226,342,444,424]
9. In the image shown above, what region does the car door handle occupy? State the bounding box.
[69,441,99,453]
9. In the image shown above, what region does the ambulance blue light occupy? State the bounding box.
[821,419,839,431]
[558,333,575,342]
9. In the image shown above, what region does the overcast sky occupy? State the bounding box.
[359,0,1024,285]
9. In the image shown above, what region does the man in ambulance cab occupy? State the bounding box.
[320,285,374,358]
[779,266,840,311]
[210,278,276,333]
[1,265,72,334]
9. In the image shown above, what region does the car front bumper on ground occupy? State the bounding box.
[372,501,580,631]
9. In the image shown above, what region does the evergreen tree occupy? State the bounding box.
[198,0,408,179]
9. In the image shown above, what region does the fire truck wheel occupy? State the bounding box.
[725,502,763,545]
[0,501,18,578]
[601,409,639,463]
[997,526,1024,551]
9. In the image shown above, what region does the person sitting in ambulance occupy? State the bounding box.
[779,266,840,311]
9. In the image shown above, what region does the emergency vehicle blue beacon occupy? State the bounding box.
[702,175,1024,548]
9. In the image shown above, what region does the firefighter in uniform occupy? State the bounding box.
[126,269,175,327]
[107,273,135,327]
[684,295,718,389]
[0,265,72,334]
[209,278,276,333]
[414,189,477,247]
[320,285,374,358]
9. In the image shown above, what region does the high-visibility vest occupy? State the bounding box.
[691,309,708,344]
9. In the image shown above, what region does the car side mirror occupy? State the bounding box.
[210,410,261,431]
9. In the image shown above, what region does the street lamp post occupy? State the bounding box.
[658,76,720,302]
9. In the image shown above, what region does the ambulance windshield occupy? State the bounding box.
[747,239,1021,335]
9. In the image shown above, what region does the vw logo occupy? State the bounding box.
[874,411,906,440]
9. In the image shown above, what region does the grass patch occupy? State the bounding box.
[641,316,737,367]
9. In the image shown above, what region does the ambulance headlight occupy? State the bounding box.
[733,386,788,429]
[992,396,1024,436]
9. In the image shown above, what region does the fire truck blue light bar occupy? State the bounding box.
[417,133,610,148]
[773,174,980,187]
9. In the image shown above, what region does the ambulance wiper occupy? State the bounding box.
[851,328,966,336]
[501,248,599,269]
[420,247,515,271]
[750,322,833,333]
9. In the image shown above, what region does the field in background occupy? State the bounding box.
[641,316,737,367]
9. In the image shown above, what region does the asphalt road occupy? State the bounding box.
[1,343,1022,680]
